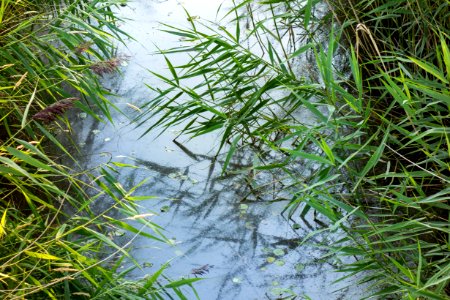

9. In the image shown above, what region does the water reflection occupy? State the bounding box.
[71,126,356,299]
[64,0,367,299]
[128,153,345,300]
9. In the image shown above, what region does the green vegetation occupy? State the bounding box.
[2,0,448,298]
[141,0,450,298]
[0,0,197,299]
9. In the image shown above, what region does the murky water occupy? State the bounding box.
[67,1,367,299]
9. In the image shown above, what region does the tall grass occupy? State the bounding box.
[140,0,450,298]
[0,0,197,298]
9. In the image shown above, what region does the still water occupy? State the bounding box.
[68,1,366,299]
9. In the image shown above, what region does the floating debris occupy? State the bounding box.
[164,146,175,152]
[232,277,242,284]
[167,171,193,182]
[169,129,181,135]
[267,257,276,263]
[126,103,141,112]
[187,15,200,21]
[239,204,249,210]
[167,239,177,246]
[125,213,155,220]
[274,260,285,266]
[245,221,255,230]
[273,249,285,256]
[191,264,213,277]
[270,287,296,297]
[179,175,189,180]
[168,173,178,179]
[160,205,170,213]
[294,263,305,273]
[239,203,249,216]
[108,229,125,239]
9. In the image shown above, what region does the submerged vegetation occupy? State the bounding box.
[140,0,450,298]
[0,0,197,298]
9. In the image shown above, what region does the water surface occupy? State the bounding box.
[69,1,366,299]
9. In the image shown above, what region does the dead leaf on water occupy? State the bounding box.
[295,263,305,272]
[273,248,284,256]
[126,213,155,220]
[274,260,285,266]
[267,257,276,263]
[126,103,141,112]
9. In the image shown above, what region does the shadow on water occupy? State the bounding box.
[69,116,358,299]
[123,150,349,300]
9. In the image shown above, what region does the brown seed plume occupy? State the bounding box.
[32,98,78,123]
[90,57,123,75]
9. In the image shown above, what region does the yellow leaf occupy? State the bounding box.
[14,72,28,90]
[0,272,16,284]
[25,250,61,260]
[0,272,14,280]
[72,292,91,297]
[0,209,7,239]
[0,64,14,70]
[52,267,79,272]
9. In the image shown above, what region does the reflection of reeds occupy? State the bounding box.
[32,97,78,122]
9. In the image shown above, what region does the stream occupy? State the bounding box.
[67,1,367,299]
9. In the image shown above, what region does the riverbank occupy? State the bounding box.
[330,0,450,298]
[0,1,193,299]
[140,0,450,298]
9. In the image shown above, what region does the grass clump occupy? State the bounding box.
[0,0,196,299]
[140,0,450,298]
[329,0,450,298]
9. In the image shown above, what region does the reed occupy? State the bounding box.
[0,0,194,298]
[140,0,450,298]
